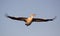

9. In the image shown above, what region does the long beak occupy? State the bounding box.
[30,14,36,16]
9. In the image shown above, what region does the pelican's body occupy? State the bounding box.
[25,14,34,26]
[6,14,56,26]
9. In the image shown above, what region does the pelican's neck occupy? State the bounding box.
[29,14,36,18]
[30,16,34,18]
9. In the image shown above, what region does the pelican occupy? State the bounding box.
[6,14,56,26]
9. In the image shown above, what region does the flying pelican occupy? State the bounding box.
[6,14,56,26]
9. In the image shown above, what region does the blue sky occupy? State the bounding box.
[0,0,60,36]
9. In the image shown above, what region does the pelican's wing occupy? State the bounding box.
[6,15,27,21]
[32,16,56,22]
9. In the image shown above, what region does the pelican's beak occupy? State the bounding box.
[33,14,36,16]
[30,14,36,16]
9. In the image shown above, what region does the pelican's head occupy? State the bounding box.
[30,14,36,18]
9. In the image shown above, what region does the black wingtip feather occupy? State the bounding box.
[46,16,56,21]
[5,14,15,19]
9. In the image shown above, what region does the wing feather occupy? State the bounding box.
[32,16,56,22]
[6,15,27,21]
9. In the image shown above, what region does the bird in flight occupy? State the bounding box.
[6,14,56,26]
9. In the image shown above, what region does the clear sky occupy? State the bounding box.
[0,0,60,36]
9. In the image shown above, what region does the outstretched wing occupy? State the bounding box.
[6,15,27,21]
[32,16,56,22]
